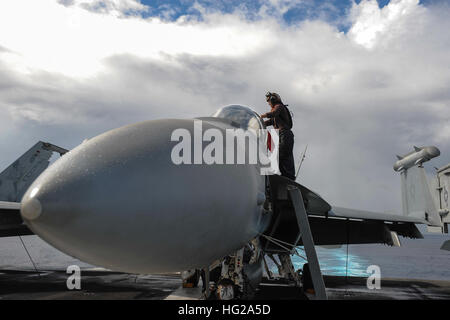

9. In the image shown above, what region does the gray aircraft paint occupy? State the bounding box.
[393,146,446,228]
[437,164,450,225]
[400,166,442,227]
[21,109,270,274]
[427,163,450,233]
[0,142,55,202]
[17,106,449,275]
[393,146,440,172]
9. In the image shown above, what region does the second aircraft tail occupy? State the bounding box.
[394,146,443,227]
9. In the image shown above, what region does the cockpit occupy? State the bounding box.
[212,105,265,131]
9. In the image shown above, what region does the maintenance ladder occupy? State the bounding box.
[262,175,327,300]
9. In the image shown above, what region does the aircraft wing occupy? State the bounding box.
[328,206,426,224]
[0,201,33,237]
[0,201,20,211]
[262,175,424,252]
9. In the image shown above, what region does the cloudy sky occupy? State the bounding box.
[0,0,448,213]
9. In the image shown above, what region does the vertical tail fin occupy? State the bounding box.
[400,166,442,226]
[0,141,67,202]
[395,146,443,227]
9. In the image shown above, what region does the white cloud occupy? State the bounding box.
[265,0,300,14]
[0,0,271,78]
[64,0,149,16]
[0,0,449,213]
[349,0,424,49]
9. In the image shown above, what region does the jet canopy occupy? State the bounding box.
[212,105,264,131]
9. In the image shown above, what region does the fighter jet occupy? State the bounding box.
[0,105,448,299]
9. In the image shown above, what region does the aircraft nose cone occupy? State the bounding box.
[427,146,440,158]
[19,118,265,274]
[21,197,42,220]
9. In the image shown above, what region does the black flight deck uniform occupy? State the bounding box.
[264,104,296,180]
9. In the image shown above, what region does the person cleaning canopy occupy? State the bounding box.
[260,92,296,180]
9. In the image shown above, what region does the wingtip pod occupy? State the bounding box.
[393,146,441,172]
[423,146,440,158]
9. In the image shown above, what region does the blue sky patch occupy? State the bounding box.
[138,0,383,32]
[136,0,439,33]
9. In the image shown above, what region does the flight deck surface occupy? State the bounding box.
[0,269,449,300]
